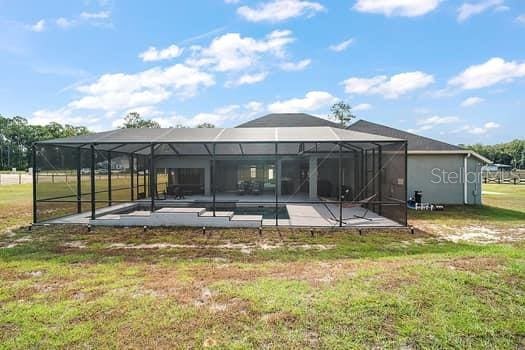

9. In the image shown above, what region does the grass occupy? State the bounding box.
[1,183,525,348]
[409,184,525,227]
[483,183,525,213]
[0,184,32,231]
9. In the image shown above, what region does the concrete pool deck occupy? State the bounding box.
[42,201,402,228]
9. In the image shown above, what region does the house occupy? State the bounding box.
[32,124,408,228]
[347,120,490,205]
[240,114,490,205]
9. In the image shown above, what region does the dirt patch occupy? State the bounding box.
[438,256,505,273]
[142,258,423,305]
[261,311,298,326]
[62,241,88,249]
[108,241,336,254]
[416,223,525,244]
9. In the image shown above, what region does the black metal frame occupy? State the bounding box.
[32,139,408,227]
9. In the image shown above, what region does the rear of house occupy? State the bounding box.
[347,120,489,205]
[241,114,490,205]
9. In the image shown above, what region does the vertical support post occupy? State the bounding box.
[150,144,155,212]
[361,150,365,200]
[32,144,37,223]
[212,143,216,217]
[130,154,134,201]
[143,160,147,198]
[275,142,279,227]
[377,144,383,215]
[372,148,376,213]
[90,144,96,220]
[404,141,408,226]
[76,147,82,213]
[353,151,358,200]
[338,143,343,228]
[107,151,112,206]
[364,149,368,198]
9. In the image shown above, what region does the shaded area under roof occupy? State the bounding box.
[347,120,463,152]
[236,113,342,128]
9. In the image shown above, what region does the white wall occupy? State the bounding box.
[155,157,211,195]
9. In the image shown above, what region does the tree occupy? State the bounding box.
[196,123,215,128]
[329,101,355,128]
[120,112,160,129]
[465,139,525,169]
[0,114,90,170]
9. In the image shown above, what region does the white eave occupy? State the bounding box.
[407,150,491,164]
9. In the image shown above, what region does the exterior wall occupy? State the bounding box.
[466,156,483,205]
[155,157,211,195]
[407,154,482,205]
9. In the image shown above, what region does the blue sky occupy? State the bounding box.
[1,0,524,145]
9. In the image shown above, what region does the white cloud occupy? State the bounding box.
[353,103,372,111]
[449,57,525,90]
[343,71,434,99]
[225,72,269,87]
[329,38,354,52]
[408,115,460,133]
[245,101,264,113]
[463,121,500,134]
[30,108,102,130]
[29,19,45,32]
[353,0,440,17]
[153,101,264,128]
[69,64,215,111]
[237,0,324,22]
[70,89,171,111]
[186,30,295,72]
[56,17,75,28]
[224,0,240,3]
[267,91,338,113]
[54,11,111,30]
[461,96,484,107]
[280,59,311,71]
[517,14,525,24]
[139,44,183,62]
[457,0,504,22]
[80,11,111,19]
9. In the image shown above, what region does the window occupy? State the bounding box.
[250,166,256,179]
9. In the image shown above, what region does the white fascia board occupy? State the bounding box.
[407,150,491,164]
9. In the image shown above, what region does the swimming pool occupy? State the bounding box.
[113,204,289,219]
[232,206,289,219]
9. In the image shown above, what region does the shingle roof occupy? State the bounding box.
[236,113,342,128]
[347,120,464,151]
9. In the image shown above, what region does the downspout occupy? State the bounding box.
[464,153,471,205]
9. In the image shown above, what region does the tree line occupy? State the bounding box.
[0,115,89,171]
[0,112,216,171]
[464,139,525,169]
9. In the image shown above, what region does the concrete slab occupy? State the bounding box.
[124,211,151,217]
[156,207,205,214]
[97,214,121,220]
[231,215,263,221]
[199,211,234,218]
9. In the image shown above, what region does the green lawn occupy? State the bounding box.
[1,183,525,348]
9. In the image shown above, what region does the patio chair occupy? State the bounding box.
[237,180,249,195]
[173,185,185,199]
[251,181,263,195]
